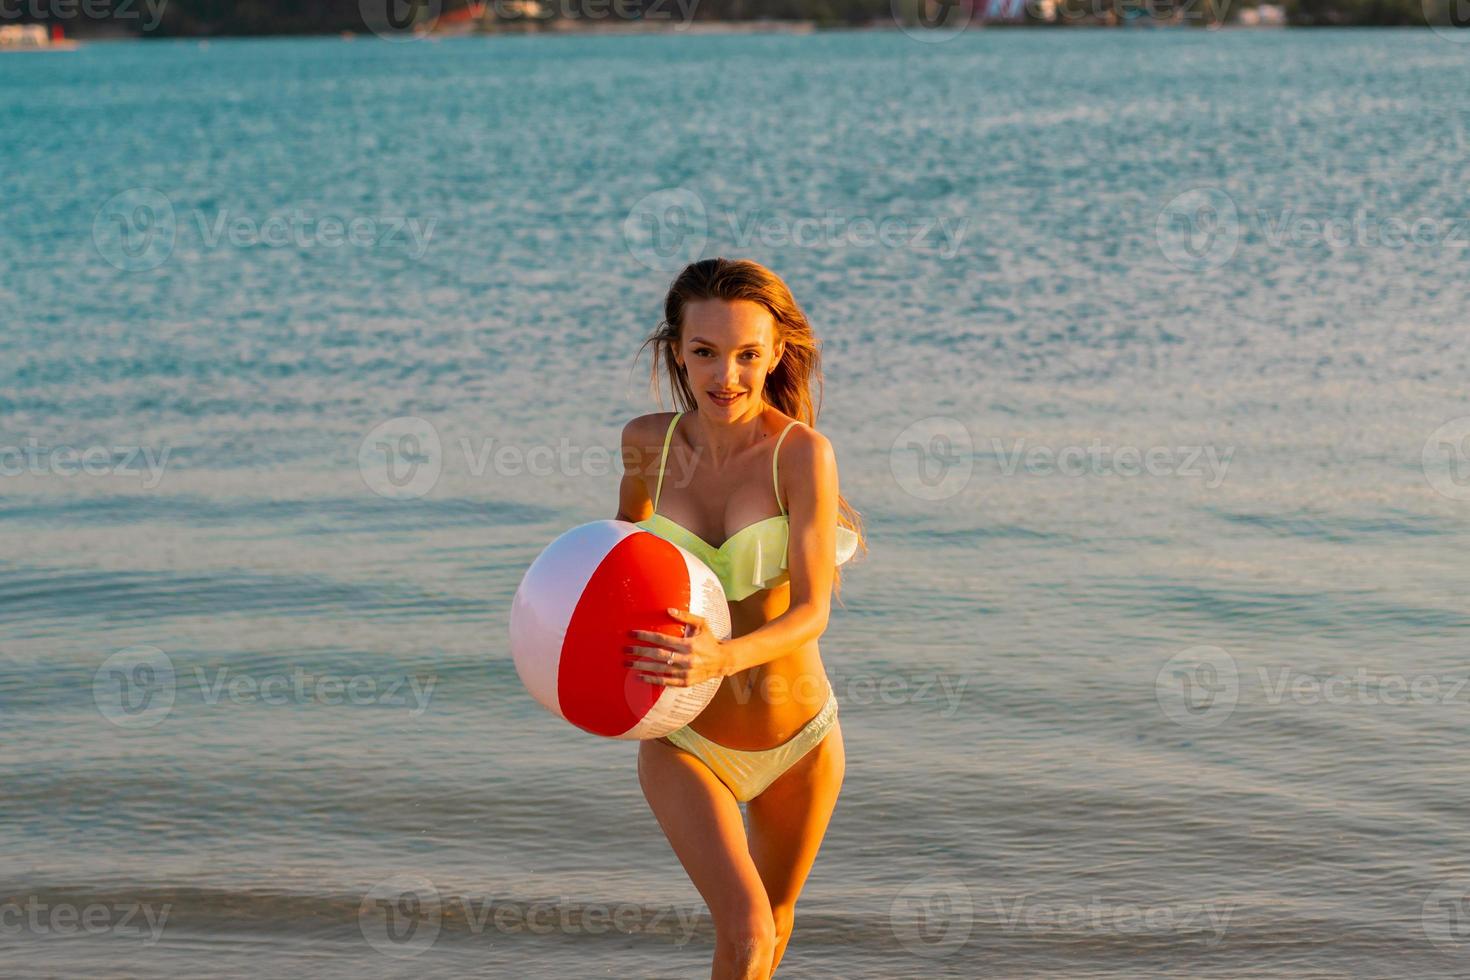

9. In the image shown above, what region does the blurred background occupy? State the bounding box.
[2,7,1469,980]
[1,0,1467,37]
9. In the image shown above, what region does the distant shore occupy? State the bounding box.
[194,21,1447,38]
[8,15,1454,41]
[453,18,825,33]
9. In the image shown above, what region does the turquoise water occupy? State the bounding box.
[3,27,1469,978]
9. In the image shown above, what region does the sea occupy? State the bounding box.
[1,25,1468,979]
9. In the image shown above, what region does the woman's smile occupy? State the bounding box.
[708,390,743,407]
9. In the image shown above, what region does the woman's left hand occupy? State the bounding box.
[626,608,729,687]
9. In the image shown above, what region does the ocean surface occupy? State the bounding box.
[3,26,1469,979]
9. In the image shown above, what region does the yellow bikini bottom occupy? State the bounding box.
[660,688,839,803]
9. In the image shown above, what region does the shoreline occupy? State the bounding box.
[68,23,1445,42]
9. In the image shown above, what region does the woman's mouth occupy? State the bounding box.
[708,391,742,407]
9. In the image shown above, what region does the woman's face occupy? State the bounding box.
[675,299,784,417]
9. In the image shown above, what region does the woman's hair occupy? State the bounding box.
[638,257,867,603]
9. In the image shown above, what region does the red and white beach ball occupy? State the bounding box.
[510,520,730,739]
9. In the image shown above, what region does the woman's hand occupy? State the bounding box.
[625,608,729,687]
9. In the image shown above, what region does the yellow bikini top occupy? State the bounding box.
[636,411,859,602]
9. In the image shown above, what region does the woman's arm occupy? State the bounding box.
[615,417,654,523]
[718,427,839,675]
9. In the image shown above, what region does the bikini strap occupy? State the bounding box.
[772,420,802,517]
[652,411,682,512]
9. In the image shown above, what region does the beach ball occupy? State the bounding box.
[510,520,730,739]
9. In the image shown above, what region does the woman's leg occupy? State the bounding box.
[638,736,776,980]
[745,722,846,978]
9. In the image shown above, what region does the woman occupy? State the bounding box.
[615,258,866,980]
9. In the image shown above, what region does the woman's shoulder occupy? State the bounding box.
[771,415,835,480]
[770,412,827,450]
[619,412,682,477]
[621,411,680,443]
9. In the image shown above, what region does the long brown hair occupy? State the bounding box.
[637,257,867,602]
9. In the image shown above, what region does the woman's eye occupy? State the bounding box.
[693,348,759,360]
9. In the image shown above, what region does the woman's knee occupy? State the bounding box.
[715,900,777,952]
[770,903,795,943]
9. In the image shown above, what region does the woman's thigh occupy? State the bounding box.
[744,722,846,913]
[638,736,773,928]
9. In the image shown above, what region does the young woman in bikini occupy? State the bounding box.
[615,257,866,980]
